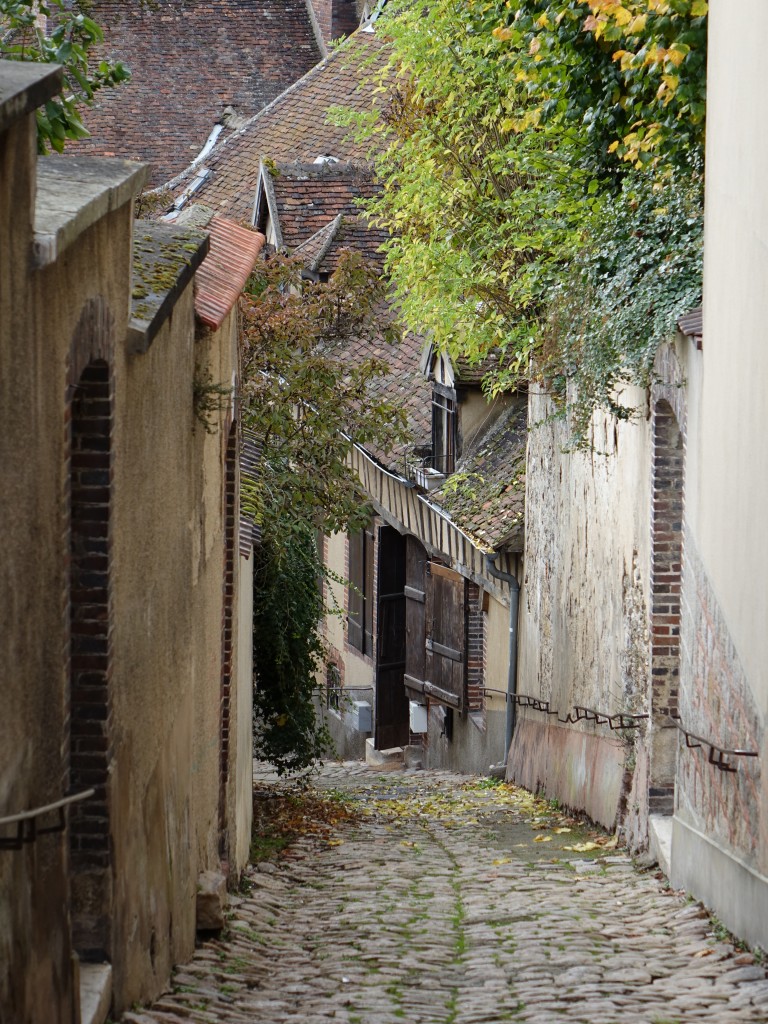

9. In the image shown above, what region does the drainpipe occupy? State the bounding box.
[485,552,520,766]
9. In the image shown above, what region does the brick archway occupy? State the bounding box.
[67,358,114,960]
[648,341,687,817]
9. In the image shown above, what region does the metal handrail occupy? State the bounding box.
[480,687,759,774]
[0,789,95,851]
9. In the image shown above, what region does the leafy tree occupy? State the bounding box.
[337,0,707,444]
[251,525,333,776]
[0,0,129,152]
[240,250,406,537]
[240,251,407,773]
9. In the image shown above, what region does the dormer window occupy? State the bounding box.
[432,384,457,475]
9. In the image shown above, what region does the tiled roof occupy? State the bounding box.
[677,305,703,350]
[195,217,265,330]
[75,0,322,186]
[293,213,388,274]
[177,29,391,223]
[267,160,378,249]
[430,401,528,552]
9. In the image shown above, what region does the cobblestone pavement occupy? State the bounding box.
[123,762,768,1024]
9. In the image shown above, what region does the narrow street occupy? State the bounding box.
[123,763,768,1024]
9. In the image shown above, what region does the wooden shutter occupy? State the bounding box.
[364,524,375,654]
[424,561,466,709]
[404,537,428,699]
[347,529,364,651]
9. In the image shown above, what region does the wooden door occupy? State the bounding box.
[374,526,409,749]
[424,562,465,709]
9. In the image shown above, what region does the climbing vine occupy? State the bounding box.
[0,0,130,152]
[336,0,707,446]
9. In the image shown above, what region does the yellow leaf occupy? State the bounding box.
[691,0,708,14]
[492,26,513,41]
[534,835,552,843]
[607,140,620,153]
[327,838,344,846]
[612,49,628,62]
[611,6,632,26]
[554,827,572,834]
[536,12,549,28]
[627,13,647,34]
[571,841,600,852]
[492,857,512,866]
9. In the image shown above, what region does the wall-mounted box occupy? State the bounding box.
[351,700,372,733]
[409,700,428,733]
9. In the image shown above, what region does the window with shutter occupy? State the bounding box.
[347,523,375,655]
[432,386,457,475]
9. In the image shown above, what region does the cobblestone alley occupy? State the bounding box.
[122,763,768,1024]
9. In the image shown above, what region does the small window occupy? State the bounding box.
[432,388,456,475]
[347,524,374,654]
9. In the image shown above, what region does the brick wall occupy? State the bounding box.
[218,423,238,861]
[649,399,685,813]
[678,536,763,861]
[466,582,486,716]
[68,359,114,959]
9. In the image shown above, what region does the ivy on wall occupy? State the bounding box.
[334,0,707,446]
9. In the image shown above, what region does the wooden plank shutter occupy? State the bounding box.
[364,524,375,654]
[404,537,428,698]
[347,529,364,651]
[424,561,466,709]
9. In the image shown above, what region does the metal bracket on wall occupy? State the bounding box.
[0,789,95,851]
[665,717,759,774]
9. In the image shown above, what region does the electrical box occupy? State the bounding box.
[351,700,372,733]
[409,701,428,733]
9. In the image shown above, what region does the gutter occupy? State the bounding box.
[485,552,520,767]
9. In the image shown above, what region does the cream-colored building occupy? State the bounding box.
[515,0,767,950]
[0,62,259,1021]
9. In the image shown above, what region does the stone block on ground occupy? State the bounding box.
[196,870,227,932]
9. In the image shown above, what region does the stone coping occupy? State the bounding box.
[33,155,148,266]
[128,222,209,354]
[0,61,62,135]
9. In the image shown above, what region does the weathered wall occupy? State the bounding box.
[515,384,653,832]
[1,74,248,1018]
[319,529,375,760]
[0,96,77,1024]
[669,0,768,946]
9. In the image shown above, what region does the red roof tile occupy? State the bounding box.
[177,29,391,223]
[195,217,265,330]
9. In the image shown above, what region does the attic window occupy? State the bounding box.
[432,386,456,475]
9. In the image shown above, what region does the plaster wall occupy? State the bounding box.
[516,385,652,831]
[318,529,374,760]
[0,112,78,1024]
[458,389,514,453]
[666,0,768,950]
[1,106,246,1018]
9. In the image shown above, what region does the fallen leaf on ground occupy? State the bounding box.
[534,835,552,843]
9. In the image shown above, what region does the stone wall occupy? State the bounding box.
[0,63,251,1020]
[515,384,653,835]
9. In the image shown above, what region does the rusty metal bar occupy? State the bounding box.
[0,789,95,851]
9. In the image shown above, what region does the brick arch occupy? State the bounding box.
[648,340,687,815]
[218,420,238,865]
[67,357,114,961]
